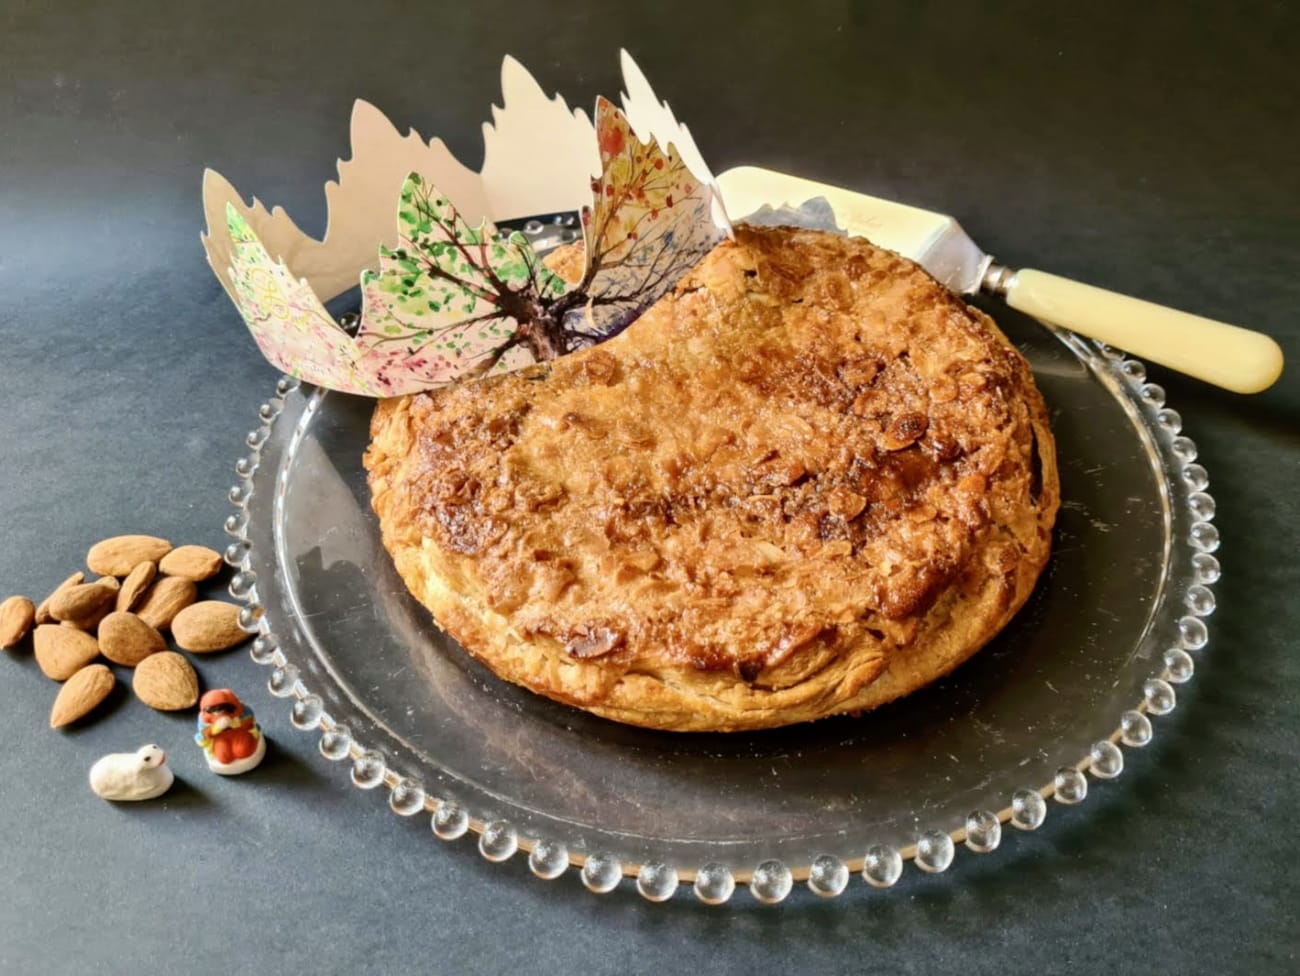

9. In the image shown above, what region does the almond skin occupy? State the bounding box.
[134,577,197,632]
[48,582,118,630]
[33,624,100,681]
[97,612,167,667]
[86,535,172,577]
[133,651,199,710]
[116,561,157,613]
[158,545,224,582]
[35,572,84,625]
[50,664,115,728]
[0,596,36,649]
[95,575,121,592]
[171,601,248,653]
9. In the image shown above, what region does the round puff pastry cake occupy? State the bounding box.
[364,226,1059,732]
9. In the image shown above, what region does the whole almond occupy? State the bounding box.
[50,664,115,728]
[171,601,248,653]
[35,572,85,625]
[97,611,167,666]
[134,576,197,631]
[33,624,100,681]
[158,545,224,582]
[133,651,199,710]
[116,561,157,613]
[1,596,37,648]
[86,535,172,577]
[48,582,117,630]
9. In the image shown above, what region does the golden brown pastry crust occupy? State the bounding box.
[364,226,1059,732]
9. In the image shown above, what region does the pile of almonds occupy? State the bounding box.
[0,535,250,728]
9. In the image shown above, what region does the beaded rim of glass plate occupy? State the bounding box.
[220,338,1218,905]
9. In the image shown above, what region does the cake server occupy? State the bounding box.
[716,166,1283,394]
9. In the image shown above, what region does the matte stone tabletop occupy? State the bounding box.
[1,2,1296,973]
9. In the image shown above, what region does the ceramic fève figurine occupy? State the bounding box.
[194,688,266,775]
[88,744,174,801]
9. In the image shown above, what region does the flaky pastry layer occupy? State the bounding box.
[365,226,1059,731]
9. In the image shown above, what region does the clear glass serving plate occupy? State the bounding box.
[222,310,1219,905]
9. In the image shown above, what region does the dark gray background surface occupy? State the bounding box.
[2,2,1297,973]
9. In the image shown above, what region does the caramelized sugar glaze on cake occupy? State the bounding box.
[365,226,1059,731]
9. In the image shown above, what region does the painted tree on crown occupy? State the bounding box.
[357,98,723,390]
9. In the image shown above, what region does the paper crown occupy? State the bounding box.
[201,52,732,397]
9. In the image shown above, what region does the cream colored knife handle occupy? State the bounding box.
[1001,269,1284,394]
